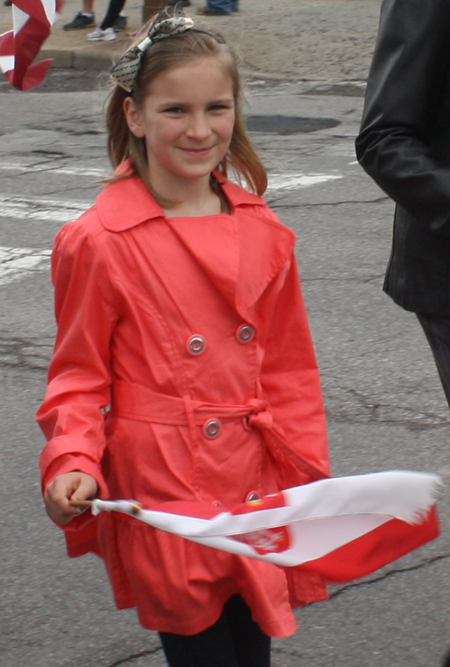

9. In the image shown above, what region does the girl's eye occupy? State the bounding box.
[164,107,184,114]
[210,104,230,111]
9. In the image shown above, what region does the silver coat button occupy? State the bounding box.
[187,335,206,356]
[203,418,221,439]
[236,324,255,343]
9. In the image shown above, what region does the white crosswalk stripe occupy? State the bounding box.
[0,246,51,286]
[0,161,108,178]
[0,194,92,223]
[0,164,344,285]
[0,172,343,225]
[268,172,343,190]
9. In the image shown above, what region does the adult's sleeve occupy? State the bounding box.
[260,252,330,484]
[355,0,450,236]
[36,218,120,499]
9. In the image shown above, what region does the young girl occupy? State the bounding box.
[38,7,330,666]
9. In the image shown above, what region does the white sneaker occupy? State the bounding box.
[86,26,116,41]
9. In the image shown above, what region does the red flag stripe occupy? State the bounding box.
[0,0,59,90]
[299,509,440,582]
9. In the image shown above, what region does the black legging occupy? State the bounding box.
[159,595,271,667]
[100,0,126,30]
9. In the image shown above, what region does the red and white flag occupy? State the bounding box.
[90,471,441,582]
[0,0,62,90]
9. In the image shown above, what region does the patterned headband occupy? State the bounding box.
[110,15,195,93]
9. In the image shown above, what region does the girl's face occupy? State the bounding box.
[124,56,235,191]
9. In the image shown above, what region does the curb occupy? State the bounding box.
[38,47,121,70]
[37,49,301,80]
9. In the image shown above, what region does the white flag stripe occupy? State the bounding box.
[0,246,51,286]
[91,471,440,568]
[13,6,29,35]
[42,0,58,25]
[91,500,393,566]
[122,471,440,538]
[0,55,14,72]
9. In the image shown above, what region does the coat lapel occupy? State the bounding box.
[165,208,295,320]
[164,214,239,311]
[235,209,295,315]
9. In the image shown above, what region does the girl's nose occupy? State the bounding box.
[186,114,212,140]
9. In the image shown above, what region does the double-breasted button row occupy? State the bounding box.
[186,325,255,356]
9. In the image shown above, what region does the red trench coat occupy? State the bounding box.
[37,169,330,637]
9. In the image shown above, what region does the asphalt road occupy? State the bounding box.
[1,74,449,667]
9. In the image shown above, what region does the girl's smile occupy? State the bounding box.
[124,56,235,199]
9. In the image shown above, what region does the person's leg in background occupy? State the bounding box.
[86,0,127,41]
[198,0,236,16]
[64,0,127,32]
[63,0,95,30]
[416,312,450,408]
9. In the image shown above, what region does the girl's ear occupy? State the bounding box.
[123,97,146,138]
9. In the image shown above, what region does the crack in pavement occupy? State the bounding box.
[268,555,450,659]
[327,553,450,602]
[33,179,102,196]
[29,122,105,138]
[270,196,390,208]
[299,274,386,284]
[323,385,450,429]
[0,336,53,371]
[30,149,68,158]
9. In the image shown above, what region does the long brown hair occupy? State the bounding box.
[105,15,267,196]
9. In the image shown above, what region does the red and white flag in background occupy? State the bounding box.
[0,0,62,90]
[90,471,441,582]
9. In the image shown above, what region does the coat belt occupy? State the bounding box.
[111,380,326,483]
[111,379,269,425]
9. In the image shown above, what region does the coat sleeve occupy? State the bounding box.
[36,217,120,500]
[355,0,450,236]
[260,252,330,482]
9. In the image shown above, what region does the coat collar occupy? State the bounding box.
[95,162,295,317]
[96,162,265,232]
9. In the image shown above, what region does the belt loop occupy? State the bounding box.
[183,394,200,449]
[255,377,264,400]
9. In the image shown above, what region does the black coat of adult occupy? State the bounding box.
[355,0,450,315]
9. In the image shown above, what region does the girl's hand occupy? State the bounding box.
[45,472,98,526]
